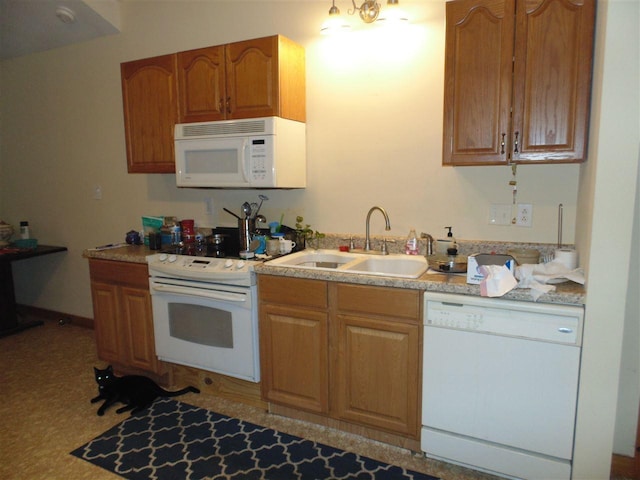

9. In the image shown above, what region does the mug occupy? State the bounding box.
[279,238,296,254]
[266,239,281,256]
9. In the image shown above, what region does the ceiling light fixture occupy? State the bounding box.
[320,0,351,35]
[55,6,77,25]
[375,0,409,25]
[321,0,408,33]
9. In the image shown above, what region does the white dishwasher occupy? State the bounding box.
[421,292,584,480]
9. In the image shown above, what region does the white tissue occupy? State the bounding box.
[516,261,585,300]
[478,264,518,297]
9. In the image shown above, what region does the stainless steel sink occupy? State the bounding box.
[265,249,428,279]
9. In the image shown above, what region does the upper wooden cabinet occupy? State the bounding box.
[121,35,306,173]
[121,54,178,173]
[177,36,306,123]
[443,0,596,166]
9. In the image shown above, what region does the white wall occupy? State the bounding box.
[573,0,640,476]
[0,0,581,318]
[0,0,637,476]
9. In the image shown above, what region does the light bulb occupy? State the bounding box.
[321,4,351,35]
[377,0,408,25]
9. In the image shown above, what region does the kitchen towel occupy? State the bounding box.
[554,248,579,270]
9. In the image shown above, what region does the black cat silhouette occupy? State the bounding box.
[91,365,200,416]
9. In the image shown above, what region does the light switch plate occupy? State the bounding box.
[489,204,512,225]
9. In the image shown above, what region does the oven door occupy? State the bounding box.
[149,279,259,382]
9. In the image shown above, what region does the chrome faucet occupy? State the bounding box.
[420,232,434,256]
[364,206,391,252]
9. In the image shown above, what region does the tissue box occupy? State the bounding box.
[467,253,516,284]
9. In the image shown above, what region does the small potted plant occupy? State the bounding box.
[294,216,325,251]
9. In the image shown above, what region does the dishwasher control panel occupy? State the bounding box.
[424,293,583,345]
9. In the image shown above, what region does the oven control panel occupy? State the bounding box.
[147,253,257,286]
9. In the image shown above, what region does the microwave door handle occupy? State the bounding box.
[150,282,247,303]
[241,139,251,183]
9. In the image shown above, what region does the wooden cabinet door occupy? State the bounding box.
[260,304,329,413]
[511,0,595,163]
[177,46,227,123]
[121,54,178,173]
[120,285,159,372]
[226,36,279,120]
[332,284,421,437]
[332,313,420,437]
[259,275,329,413]
[443,0,595,165]
[89,259,163,376]
[91,281,121,364]
[443,0,515,166]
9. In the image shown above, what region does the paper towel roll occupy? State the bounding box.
[555,248,578,269]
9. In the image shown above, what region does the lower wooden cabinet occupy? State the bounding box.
[259,277,329,413]
[258,275,422,440]
[89,259,164,376]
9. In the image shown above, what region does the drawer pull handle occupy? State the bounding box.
[558,327,573,334]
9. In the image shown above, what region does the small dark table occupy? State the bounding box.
[0,245,67,338]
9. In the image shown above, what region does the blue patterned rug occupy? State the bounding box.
[71,398,438,480]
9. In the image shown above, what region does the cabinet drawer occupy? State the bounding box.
[335,284,420,322]
[89,259,149,289]
[258,275,327,309]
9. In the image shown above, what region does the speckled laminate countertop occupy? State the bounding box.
[83,244,585,306]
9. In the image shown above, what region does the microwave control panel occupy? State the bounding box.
[248,137,271,182]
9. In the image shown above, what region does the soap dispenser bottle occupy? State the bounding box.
[436,227,456,254]
[405,228,419,255]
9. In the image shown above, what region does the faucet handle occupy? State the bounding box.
[381,238,395,255]
[342,236,356,249]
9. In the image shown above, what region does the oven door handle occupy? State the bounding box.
[150,282,247,303]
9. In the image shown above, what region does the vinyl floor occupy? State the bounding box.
[0,314,615,480]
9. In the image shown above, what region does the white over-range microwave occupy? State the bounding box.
[174,116,306,188]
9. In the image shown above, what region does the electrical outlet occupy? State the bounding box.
[516,203,533,227]
[489,204,512,225]
[93,185,102,200]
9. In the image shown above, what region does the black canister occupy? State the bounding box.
[207,233,226,257]
[148,231,162,250]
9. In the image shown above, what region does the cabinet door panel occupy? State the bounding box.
[177,46,226,123]
[91,282,121,364]
[121,54,178,173]
[260,304,329,413]
[336,284,420,322]
[443,0,515,165]
[332,314,420,437]
[121,286,158,372]
[512,0,595,162]
[226,36,278,119]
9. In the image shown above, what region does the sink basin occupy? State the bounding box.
[266,250,360,270]
[343,255,428,278]
[265,249,428,279]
